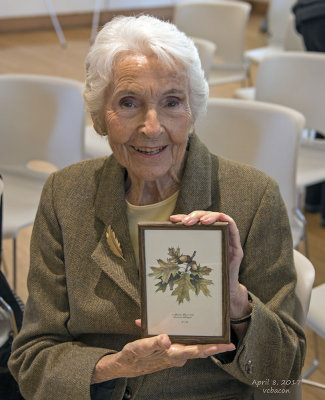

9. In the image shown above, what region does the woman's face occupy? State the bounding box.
[103,54,193,182]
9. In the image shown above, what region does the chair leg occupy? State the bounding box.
[13,236,17,292]
[302,332,325,389]
[295,207,310,258]
[91,0,103,44]
[303,223,310,259]
[43,0,67,47]
[303,332,319,378]
[246,66,253,87]
[302,379,325,390]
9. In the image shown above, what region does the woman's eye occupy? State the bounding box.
[166,98,180,107]
[120,98,136,108]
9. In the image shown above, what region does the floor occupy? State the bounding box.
[0,10,324,399]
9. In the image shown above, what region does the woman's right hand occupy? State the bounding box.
[92,332,235,383]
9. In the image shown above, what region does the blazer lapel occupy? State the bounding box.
[174,133,215,214]
[91,156,140,307]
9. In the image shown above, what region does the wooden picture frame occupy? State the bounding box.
[138,222,230,344]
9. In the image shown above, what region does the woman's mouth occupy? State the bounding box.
[131,145,167,155]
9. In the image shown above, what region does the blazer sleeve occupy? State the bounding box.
[8,174,112,400]
[211,178,306,388]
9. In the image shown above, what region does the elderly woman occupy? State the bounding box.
[9,15,305,400]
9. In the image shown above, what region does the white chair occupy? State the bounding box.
[236,26,305,101]
[234,53,325,129]
[173,1,252,86]
[234,52,325,212]
[195,98,307,251]
[302,283,325,390]
[254,249,315,399]
[284,13,305,52]
[0,74,86,290]
[190,36,216,79]
[245,0,301,65]
[297,138,325,194]
[293,250,315,326]
[84,125,112,159]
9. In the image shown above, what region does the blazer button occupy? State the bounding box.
[245,360,253,374]
[123,386,132,400]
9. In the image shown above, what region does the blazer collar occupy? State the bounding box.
[91,156,140,306]
[174,133,213,214]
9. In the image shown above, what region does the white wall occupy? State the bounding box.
[0,0,175,19]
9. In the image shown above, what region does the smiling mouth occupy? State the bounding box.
[131,145,167,155]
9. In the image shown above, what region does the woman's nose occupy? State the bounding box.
[141,109,162,137]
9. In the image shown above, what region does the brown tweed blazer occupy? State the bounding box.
[9,134,305,400]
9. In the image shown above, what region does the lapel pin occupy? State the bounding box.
[106,225,126,262]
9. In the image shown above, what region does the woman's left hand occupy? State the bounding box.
[170,211,250,322]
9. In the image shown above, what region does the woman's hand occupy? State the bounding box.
[92,325,235,383]
[170,212,250,322]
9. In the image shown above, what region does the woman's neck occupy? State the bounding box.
[125,157,186,206]
[125,178,178,206]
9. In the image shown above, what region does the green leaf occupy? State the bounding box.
[190,276,202,296]
[198,266,212,275]
[149,259,179,284]
[171,273,195,304]
[191,265,212,279]
[155,281,168,293]
[167,246,181,263]
[197,279,213,297]
[168,276,177,290]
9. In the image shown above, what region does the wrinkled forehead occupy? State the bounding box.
[110,53,189,95]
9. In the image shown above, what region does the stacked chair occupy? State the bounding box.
[245,0,304,65]
[174,1,252,87]
[0,74,86,290]
[195,97,306,252]
[234,52,325,250]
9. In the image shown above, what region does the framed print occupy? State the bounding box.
[138,222,230,344]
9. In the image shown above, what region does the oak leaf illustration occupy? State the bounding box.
[171,273,195,304]
[149,259,179,284]
[191,277,213,297]
[149,247,214,304]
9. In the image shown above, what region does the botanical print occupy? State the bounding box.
[149,246,214,304]
[143,227,223,338]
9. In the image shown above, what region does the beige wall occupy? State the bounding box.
[0,0,174,19]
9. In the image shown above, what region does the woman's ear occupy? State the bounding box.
[91,112,107,136]
[189,122,195,135]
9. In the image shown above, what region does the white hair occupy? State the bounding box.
[83,15,209,131]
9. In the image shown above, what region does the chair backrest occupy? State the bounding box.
[174,1,251,66]
[0,74,86,171]
[255,52,325,133]
[190,36,216,79]
[267,0,297,46]
[283,13,305,51]
[195,98,305,222]
[254,249,314,400]
[293,249,315,326]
